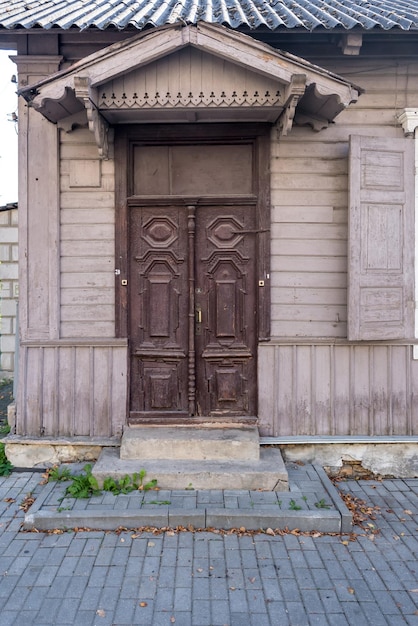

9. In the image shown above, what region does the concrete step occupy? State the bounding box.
[120,425,260,461]
[23,462,352,533]
[93,446,288,491]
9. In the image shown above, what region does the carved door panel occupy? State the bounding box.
[129,206,189,419]
[129,203,257,421]
[195,206,257,416]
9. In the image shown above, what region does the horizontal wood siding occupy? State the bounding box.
[258,343,418,437]
[270,59,418,339]
[60,128,115,338]
[17,342,127,437]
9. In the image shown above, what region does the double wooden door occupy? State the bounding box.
[128,200,257,421]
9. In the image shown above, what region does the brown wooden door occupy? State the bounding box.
[128,201,257,421]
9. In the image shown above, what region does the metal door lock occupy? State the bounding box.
[259,280,265,287]
[121,279,128,286]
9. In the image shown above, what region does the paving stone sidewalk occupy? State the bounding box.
[0,468,418,625]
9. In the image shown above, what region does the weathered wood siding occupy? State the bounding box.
[266,58,418,436]
[60,127,116,338]
[270,60,418,339]
[14,46,418,440]
[17,341,127,437]
[258,343,418,437]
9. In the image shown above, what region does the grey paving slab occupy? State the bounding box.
[1,470,418,624]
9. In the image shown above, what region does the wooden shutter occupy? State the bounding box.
[348,135,415,341]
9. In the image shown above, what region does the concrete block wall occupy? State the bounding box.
[0,207,18,374]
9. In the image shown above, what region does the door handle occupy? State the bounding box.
[195,305,202,324]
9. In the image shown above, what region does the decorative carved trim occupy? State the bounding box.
[74,76,111,159]
[99,89,281,109]
[397,108,418,136]
[276,74,306,137]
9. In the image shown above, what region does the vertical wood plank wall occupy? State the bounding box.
[258,343,418,437]
[17,341,127,437]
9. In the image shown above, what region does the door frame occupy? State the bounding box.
[115,123,271,419]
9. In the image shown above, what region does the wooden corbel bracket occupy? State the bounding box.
[74,76,110,159]
[276,74,307,137]
[397,109,418,136]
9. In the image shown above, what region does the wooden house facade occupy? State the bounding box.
[1,0,418,475]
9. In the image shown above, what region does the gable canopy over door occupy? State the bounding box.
[20,22,360,157]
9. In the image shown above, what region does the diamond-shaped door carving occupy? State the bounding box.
[207,216,244,249]
[142,216,178,248]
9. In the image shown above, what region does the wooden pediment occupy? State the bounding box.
[98,47,283,124]
[20,23,361,158]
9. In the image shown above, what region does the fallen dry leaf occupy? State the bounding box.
[139,602,148,607]
[348,588,355,595]
[170,617,175,623]
[96,609,106,618]
[337,492,381,532]
[249,577,256,584]
[404,510,413,515]
[265,528,275,536]
[19,495,35,513]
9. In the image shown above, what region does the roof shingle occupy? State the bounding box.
[0,0,418,32]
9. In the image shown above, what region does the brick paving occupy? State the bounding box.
[0,471,417,625]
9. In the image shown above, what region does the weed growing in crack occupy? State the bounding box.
[46,465,73,482]
[48,464,159,500]
[65,464,101,499]
[0,442,13,476]
[314,498,331,509]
